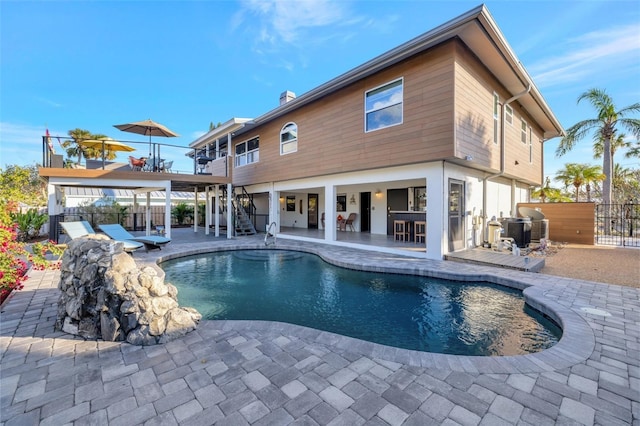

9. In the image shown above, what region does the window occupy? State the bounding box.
[493,93,499,144]
[505,104,513,125]
[286,196,296,212]
[365,78,403,132]
[336,195,346,212]
[280,122,298,155]
[529,129,534,163]
[521,119,527,144]
[235,136,259,167]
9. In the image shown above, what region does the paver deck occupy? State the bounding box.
[1,234,638,425]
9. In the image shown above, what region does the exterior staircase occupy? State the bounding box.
[234,200,257,236]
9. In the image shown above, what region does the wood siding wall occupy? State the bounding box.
[454,43,544,186]
[232,42,458,186]
[517,202,595,245]
[232,39,547,188]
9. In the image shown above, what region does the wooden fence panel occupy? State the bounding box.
[517,202,595,245]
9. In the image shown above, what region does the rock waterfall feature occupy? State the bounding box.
[55,235,201,345]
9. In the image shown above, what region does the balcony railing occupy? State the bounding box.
[41,135,230,176]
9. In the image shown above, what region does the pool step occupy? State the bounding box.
[232,250,304,262]
[444,248,545,272]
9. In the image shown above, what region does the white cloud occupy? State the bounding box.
[530,24,640,88]
[35,97,63,108]
[239,0,349,44]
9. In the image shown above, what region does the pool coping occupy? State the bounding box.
[137,238,596,375]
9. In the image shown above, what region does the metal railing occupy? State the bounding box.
[41,135,229,176]
[595,203,640,247]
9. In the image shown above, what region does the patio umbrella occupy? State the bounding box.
[113,119,179,167]
[79,138,136,153]
[79,138,136,168]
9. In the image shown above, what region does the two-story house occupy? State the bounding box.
[189,5,563,260]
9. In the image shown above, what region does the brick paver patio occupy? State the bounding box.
[1,235,638,425]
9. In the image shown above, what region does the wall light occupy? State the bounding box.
[375,189,383,198]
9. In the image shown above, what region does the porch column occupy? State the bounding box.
[193,188,199,233]
[205,186,210,235]
[47,183,64,242]
[227,183,233,238]
[146,193,151,236]
[324,184,337,242]
[164,182,171,239]
[270,189,280,233]
[425,167,444,260]
[214,185,220,237]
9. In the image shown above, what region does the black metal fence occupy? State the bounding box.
[595,203,640,247]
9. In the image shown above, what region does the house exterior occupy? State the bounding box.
[189,5,564,260]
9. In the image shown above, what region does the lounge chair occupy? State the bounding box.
[59,221,144,253]
[98,224,171,252]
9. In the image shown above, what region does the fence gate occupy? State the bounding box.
[595,203,640,247]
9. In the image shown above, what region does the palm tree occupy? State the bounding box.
[593,133,630,161]
[581,165,605,202]
[554,163,603,202]
[625,140,640,159]
[62,129,114,165]
[554,163,585,202]
[612,163,634,203]
[556,88,640,206]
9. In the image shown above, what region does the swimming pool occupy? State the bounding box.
[161,249,561,356]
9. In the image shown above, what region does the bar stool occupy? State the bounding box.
[414,221,426,243]
[394,220,410,241]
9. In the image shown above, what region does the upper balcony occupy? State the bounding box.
[39,135,232,191]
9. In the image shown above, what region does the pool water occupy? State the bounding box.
[161,250,561,356]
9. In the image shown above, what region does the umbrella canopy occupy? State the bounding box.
[79,138,136,152]
[113,119,179,138]
[113,119,179,170]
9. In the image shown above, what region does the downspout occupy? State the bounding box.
[482,84,530,242]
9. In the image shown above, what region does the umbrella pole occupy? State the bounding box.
[101,141,106,170]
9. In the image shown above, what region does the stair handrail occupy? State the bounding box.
[265,221,277,246]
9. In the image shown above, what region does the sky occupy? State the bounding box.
[1,0,639,183]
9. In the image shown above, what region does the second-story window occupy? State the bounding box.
[493,92,499,144]
[235,136,259,167]
[365,78,403,132]
[521,119,527,144]
[280,122,298,155]
[505,104,513,125]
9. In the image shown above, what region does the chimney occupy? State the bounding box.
[279,90,296,105]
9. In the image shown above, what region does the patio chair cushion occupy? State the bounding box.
[59,221,143,253]
[98,224,171,252]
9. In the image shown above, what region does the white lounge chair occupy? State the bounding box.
[59,221,143,253]
[98,224,171,252]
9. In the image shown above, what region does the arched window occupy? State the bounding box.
[280,122,298,155]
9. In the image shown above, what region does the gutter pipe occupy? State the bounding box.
[482,84,531,242]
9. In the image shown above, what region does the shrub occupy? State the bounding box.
[172,202,194,225]
[77,198,128,229]
[0,201,62,304]
[0,223,29,302]
[10,208,48,242]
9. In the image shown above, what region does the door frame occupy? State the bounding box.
[308,193,318,229]
[360,192,371,233]
[448,179,465,252]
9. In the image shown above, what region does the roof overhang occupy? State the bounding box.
[233,4,563,140]
[189,118,252,149]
